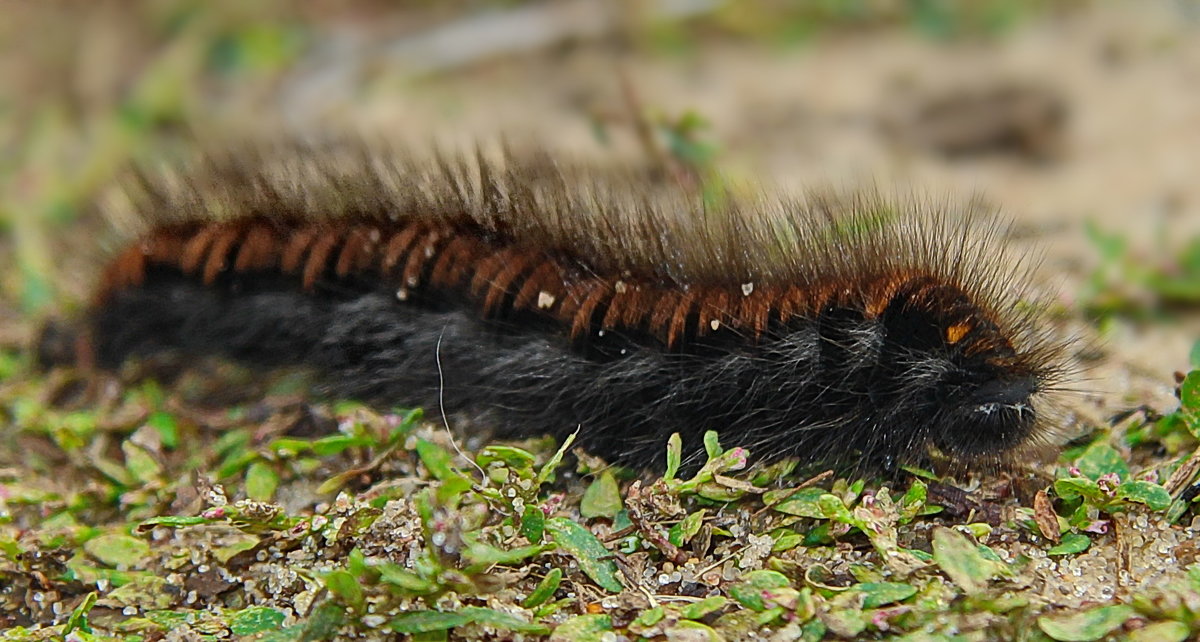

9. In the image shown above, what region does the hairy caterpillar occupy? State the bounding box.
[80,141,1068,472]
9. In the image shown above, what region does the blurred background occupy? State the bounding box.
[2,0,1199,408]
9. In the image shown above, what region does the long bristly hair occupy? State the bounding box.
[84,139,1072,473]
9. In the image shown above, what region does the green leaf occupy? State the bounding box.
[214,428,253,456]
[751,459,797,487]
[1113,480,1171,511]
[899,480,927,523]
[728,570,790,611]
[138,516,211,530]
[1189,341,1200,369]
[391,611,472,634]
[977,543,1005,565]
[1186,571,1200,600]
[549,614,611,640]
[216,449,259,480]
[703,430,723,459]
[681,596,727,620]
[323,570,364,611]
[245,462,280,502]
[460,606,549,634]
[464,542,547,568]
[668,509,706,547]
[821,605,866,638]
[771,487,827,518]
[1074,439,1129,481]
[699,447,748,478]
[1128,620,1190,642]
[0,350,21,381]
[1046,533,1091,556]
[798,619,827,642]
[1183,370,1200,415]
[311,434,374,456]
[695,479,747,502]
[900,464,937,480]
[771,530,803,552]
[300,602,345,640]
[269,438,313,457]
[612,509,632,532]
[537,432,576,487]
[523,568,562,608]
[84,534,150,568]
[346,548,370,578]
[1037,604,1134,641]
[229,607,286,636]
[434,475,472,505]
[670,620,721,640]
[1168,496,1193,524]
[755,606,787,626]
[1053,478,1106,504]
[476,445,536,470]
[147,411,180,449]
[544,518,623,592]
[855,582,917,608]
[214,533,260,563]
[384,408,422,445]
[377,563,439,594]
[143,610,190,629]
[63,591,97,634]
[122,442,162,484]
[802,522,833,547]
[416,439,457,481]
[634,606,665,627]
[817,494,859,526]
[521,504,545,544]
[580,471,622,519]
[931,526,999,595]
[103,574,169,608]
[664,433,682,481]
[794,586,817,620]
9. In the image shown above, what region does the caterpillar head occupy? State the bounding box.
[931,347,1043,458]
[883,280,1050,461]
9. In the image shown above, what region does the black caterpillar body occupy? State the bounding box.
[84,142,1067,471]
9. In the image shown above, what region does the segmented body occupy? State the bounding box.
[89,145,1064,470]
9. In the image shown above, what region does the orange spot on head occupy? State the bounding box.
[946,322,972,345]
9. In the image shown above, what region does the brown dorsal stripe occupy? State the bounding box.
[469,252,509,299]
[203,226,242,285]
[105,245,147,294]
[665,289,697,349]
[569,282,613,341]
[698,290,729,336]
[234,224,278,272]
[401,228,443,288]
[334,227,376,277]
[180,226,219,276]
[740,290,772,339]
[302,232,341,289]
[280,228,319,274]
[512,261,565,311]
[483,251,536,316]
[381,226,423,275]
[428,235,477,288]
[603,284,653,330]
[100,218,978,351]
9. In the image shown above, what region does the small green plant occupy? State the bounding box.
[1084,222,1200,321]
